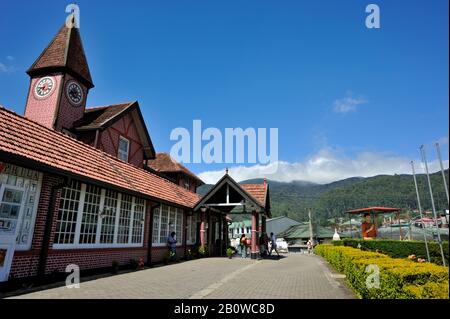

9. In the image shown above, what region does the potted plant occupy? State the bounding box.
[226,247,234,259]
[185,249,192,261]
[198,245,207,257]
[129,258,139,270]
[138,257,145,269]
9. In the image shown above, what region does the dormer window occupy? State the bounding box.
[118,136,130,162]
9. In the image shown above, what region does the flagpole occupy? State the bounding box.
[308,208,314,245]
[420,145,446,266]
[411,161,431,262]
[435,142,449,208]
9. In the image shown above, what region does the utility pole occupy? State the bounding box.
[420,145,446,266]
[308,208,314,245]
[411,161,431,262]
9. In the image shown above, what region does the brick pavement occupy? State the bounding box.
[8,254,355,299]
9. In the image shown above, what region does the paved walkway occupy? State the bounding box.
[8,254,355,299]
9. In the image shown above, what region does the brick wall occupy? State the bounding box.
[8,173,200,280]
[54,73,88,131]
[99,112,144,168]
[9,173,63,278]
[23,73,89,131]
[24,74,63,128]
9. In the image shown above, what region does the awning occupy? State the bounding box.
[345,207,401,214]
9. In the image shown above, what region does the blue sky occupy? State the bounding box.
[0,0,448,183]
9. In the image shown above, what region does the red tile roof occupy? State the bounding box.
[27,22,93,88]
[240,184,268,207]
[147,153,204,184]
[0,106,200,208]
[74,102,133,130]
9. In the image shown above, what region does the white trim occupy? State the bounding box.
[73,183,86,245]
[128,196,135,244]
[53,243,143,250]
[15,172,43,251]
[95,188,106,245]
[53,182,146,250]
[118,136,130,162]
[113,193,121,244]
[0,184,26,282]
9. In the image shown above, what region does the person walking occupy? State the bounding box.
[307,239,313,254]
[240,234,247,258]
[167,231,177,262]
[268,232,280,258]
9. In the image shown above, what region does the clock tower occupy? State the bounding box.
[24,18,94,132]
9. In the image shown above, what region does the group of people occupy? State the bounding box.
[236,232,281,259]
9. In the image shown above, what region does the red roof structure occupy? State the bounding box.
[73,103,132,130]
[0,106,200,208]
[147,152,204,184]
[346,207,401,214]
[240,184,268,207]
[26,22,93,88]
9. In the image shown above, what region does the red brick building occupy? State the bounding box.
[0,18,270,284]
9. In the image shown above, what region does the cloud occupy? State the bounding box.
[0,63,8,73]
[333,96,368,113]
[197,147,449,184]
[0,62,16,73]
[6,56,15,61]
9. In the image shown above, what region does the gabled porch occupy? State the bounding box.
[194,172,271,259]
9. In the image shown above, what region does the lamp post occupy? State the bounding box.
[420,145,446,266]
[200,206,207,248]
[411,161,431,262]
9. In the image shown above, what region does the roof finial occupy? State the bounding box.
[225,167,229,175]
[263,177,267,185]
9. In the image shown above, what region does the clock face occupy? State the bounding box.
[34,77,55,98]
[66,81,84,106]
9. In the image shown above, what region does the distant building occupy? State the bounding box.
[146,152,204,193]
[278,223,335,246]
[266,216,301,236]
[228,220,252,239]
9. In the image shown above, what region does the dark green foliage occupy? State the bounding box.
[333,239,449,265]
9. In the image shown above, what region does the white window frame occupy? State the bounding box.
[152,204,183,247]
[186,213,198,245]
[118,136,130,162]
[152,206,162,245]
[53,182,145,249]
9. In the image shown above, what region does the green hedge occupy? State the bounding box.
[316,244,449,299]
[332,239,449,265]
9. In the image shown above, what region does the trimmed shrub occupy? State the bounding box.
[332,239,449,265]
[316,244,449,299]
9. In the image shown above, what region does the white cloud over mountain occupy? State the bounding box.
[197,146,449,184]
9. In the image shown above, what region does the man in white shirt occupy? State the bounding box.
[268,232,280,258]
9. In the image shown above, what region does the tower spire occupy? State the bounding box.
[27,20,93,88]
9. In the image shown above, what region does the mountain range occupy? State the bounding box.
[197,170,449,224]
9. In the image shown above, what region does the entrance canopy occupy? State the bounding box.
[194,173,270,217]
[194,172,271,259]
